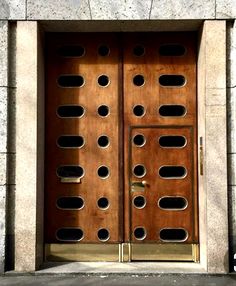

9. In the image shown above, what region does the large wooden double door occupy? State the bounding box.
[45,32,198,262]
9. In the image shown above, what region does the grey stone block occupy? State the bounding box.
[0,87,7,153]
[0,0,26,20]
[90,0,152,20]
[0,153,7,185]
[0,185,6,273]
[27,0,91,20]
[150,0,215,19]
[0,21,8,87]
[227,87,236,154]
[216,0,236,19]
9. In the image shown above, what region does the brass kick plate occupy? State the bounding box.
[131,243,199,262]
[45,243,199,262]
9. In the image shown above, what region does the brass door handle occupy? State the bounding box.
[131,180,148,192]
[132,181,148,187]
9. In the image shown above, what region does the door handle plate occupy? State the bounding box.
[131,181,147,192]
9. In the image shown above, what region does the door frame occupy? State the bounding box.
[14,20,228,273]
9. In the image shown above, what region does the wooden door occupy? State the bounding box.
[45,32,198,260]
[123,33,198,245]
[45,33,122,243]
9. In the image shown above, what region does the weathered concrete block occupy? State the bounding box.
[206,112,228,273]
[216,0,236,19]
[150,0,215,19]
[0,153,7,185]
[206,88,226,106]
[0,87,7,153]
[90,0,152,20]
[0,0,25,20]
[227,87,236,154]
[0,185,6,273]
[205,21,226,89]
[0,21,8,87]
[27,0,90,20]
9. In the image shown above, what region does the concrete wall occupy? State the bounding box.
[0,0,235,273]
[0,0,235,20]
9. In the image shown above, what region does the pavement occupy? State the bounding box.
[1,274,236,286]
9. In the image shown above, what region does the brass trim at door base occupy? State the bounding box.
[131,243,199,262]
[45,243,120,262]
[45,243,199,262]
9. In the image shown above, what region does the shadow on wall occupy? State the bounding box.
[5,22,17,272]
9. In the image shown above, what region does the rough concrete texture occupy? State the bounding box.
[0,186,6,273]
[0,0,25,19]
[27,0,91,20]
[0,153,7,185]
[2,0,236,20]
[1,274,236,286]
[15,21,39,272]
[0,21,8,87]
[90,0,152,20]
[216,0,236,19]
[203,22,228,273]
[150,0,215,19]
[228,88,236,154]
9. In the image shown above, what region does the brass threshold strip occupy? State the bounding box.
[45,243,199,263]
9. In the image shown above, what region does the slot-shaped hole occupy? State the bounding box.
[159,75,186,87]
[133,164,146,178]
[159,136,187,148]
[134,227,146,240]
[57,165,84,178]
[97,135,110,148]
[57,45,85,57]
[57,135,85,148]
[133,134,146,147]
[159,44,186,56]
[133,105,146,117]
[160,228,188,242]
[58,75,85,87]
[97,197,109,210]
[98,75,110,87]
[133,196,146,209]
[133,45,145,56]
[97,166,110,179]
[57,105,85,118]
[133,75,145,86]
[159,105,186,117]
[56,228,84,241]
[97,228,110,242]
[97,105,109,117]
[159,166,187,179]
[98,45,110,56]
[158,197,188,210]
[57,196,84,210]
